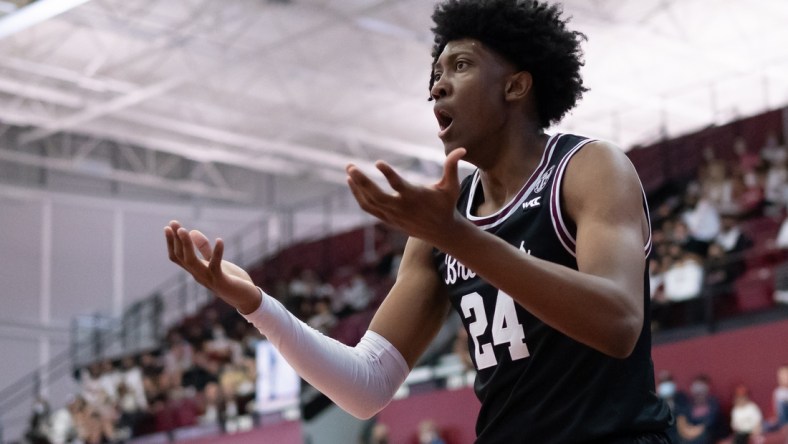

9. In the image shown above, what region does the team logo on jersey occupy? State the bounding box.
[533,165,556,193]
[522,196,541,210]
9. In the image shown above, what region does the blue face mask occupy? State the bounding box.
[658,381,676,398]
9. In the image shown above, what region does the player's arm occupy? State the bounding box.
[348,142,647,358]
[368,236,451,368]
[165,220,448,419]
[241,238,447,418]
[437,141,647,358]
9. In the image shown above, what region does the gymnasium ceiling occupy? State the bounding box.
[0,0,786,205]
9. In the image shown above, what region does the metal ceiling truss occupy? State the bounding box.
[0,0,444,203]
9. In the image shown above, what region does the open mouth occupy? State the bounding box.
[435,109,453,131]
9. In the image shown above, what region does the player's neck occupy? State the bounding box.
[477,129,548,213]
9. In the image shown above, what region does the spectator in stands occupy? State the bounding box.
[703,242,743,316]
[115,380,148,440]
[763,153,787,215]
[178,343,226,428]
[729,384,763,444]
[671,219,710,258]
[649,256,673,330]
[681,188,721,249]
[370,422,390,444]
[771,219,788,304]
[761,131,787,168]
[729,170,765,219]
[334,270,374,317]
[362,224,402,280]
[715,214,754,255]
[656,370,686,444]
[204,321,243,366]
[418,419,447,444]
[162,331,193,388]
[24,396,51,444]
[218,359,256,429]
[307,297,338,335]
[676,374,722,444]
[117,355,149,434]
[663,248,705,325]
[287,267,335,320]
[701,156,734,212]
[48,397,77,444]
[78,363,105,408]
[98,359,120,405]
[765,364,788,432]
[139,352,168,406]
[732,137,761,182]
[67,395,116,444]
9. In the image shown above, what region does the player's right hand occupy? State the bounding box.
[164,220,262,314]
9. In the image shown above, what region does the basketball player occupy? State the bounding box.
[165,0,673,442]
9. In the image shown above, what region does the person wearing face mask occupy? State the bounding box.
[657,371,687,443]
[675,374,721,444]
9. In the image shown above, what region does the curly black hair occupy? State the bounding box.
[430,0,587,129]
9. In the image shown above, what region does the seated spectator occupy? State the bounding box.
[79,363,106,408]
[663,249,705,325]
[119,356,147,409]
[732,137,762,182]
[287,268,334,319]
[418,419,447,444]
[763,155,787,214]
[676,374,722,444]
[681,191,721,246]
[729,170,765,219]
[48,398,77,444]
[204,322,243,366]
[656,371,687,444]
[307,297,338,335]
[771,218,788,304]
[67,395,116,444]
[335,271,374,317]
[703,242,745,314]
[715,214,754,254]
[765,364,788,432]
[701,158,734,212]
[729,384,763,444]
[671,219,710,258]
[162,331,194,388]
[24,396,51,444]
[649,256,672,330]
[98,359,121,405]
[760,131,787,167]
[116,380,149,439]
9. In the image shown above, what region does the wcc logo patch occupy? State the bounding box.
[522,196,541,210]
[533,165,556,193]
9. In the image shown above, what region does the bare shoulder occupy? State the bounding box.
[563,139,643,219]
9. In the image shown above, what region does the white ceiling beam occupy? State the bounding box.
[18,76,183,145]
[0,0,93,40]
[0,55,136,93]
[0,148,251,202]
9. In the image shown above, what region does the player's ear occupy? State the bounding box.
[504,71,532,102]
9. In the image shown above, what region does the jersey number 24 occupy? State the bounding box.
[460,291,530,370]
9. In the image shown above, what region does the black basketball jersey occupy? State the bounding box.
[433,133,672,443]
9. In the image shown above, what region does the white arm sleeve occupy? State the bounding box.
[242,288,410,419]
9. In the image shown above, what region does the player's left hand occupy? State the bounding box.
[346,147,466,248]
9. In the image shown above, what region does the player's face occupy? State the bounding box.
[431,39,517,160]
